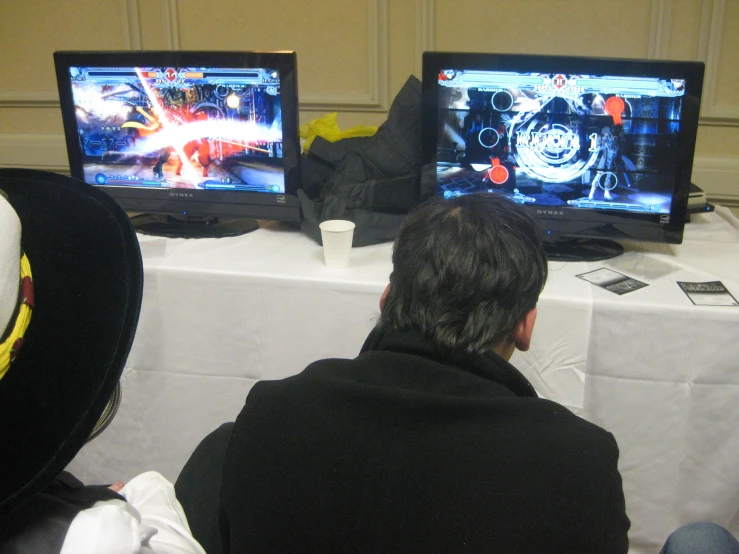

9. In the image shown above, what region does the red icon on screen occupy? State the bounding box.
[605,96,625,125]
[553,74,567,89]
[488,157,509,185]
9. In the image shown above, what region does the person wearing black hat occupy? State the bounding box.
[0,169,204,553]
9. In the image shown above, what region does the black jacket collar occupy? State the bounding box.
[360,326,538,399]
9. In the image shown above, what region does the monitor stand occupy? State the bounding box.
[543,237,624,262]
[130,214,259,239]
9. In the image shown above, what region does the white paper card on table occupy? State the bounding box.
[577,267,649,295]
[676,281,739,306]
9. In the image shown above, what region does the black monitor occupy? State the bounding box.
[422,52,705,261]
[54,50,301,238]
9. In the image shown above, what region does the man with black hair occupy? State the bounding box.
[178,193,631,553]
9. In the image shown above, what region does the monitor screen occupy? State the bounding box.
[55,51,301,237]
[422,52,705,260]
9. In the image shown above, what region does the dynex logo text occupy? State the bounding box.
[537,210,564,216]
[170,192,193,198]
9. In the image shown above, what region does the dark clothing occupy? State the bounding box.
[213,326,630,553]
[0,472,124,554]
[176,422,234,554]
[298,75,421,247]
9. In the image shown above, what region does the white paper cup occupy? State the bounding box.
[319,220,356,268]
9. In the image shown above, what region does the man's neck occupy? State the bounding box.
[490,338,515,361]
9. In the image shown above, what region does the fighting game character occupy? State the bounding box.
[589,125,635,201]
[122,107,169,179]
[464,112,486,162]
[122,99,212,180]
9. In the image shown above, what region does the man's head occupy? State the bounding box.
[378,193,548,356]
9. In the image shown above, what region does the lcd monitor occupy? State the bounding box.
[54,50,301,237]
[422,52,704,260]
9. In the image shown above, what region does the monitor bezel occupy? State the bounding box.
[421,51,705,244]
[54,50,301,223]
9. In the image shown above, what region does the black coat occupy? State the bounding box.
[0,472,124,553]
[221,327,630,553]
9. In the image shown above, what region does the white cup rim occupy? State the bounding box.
[319,220,356,233]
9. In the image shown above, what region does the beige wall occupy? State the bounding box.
[0,0,737,202]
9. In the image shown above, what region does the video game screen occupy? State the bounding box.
[434,69,687,214]
[67,65,286,193]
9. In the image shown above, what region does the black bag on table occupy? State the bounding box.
[298,75,422,247]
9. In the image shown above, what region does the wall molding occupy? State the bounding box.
[414,0,435,78]
[160,0,388,111]
[162,0,180,50]
[648,0,673,59]
[0,0,388,113]
[0,90,58,107]
[697,0,739,124]
[645,0,738,126]
[691,156,739,201]
[8,0,733,122]
[0,134,70,173]
[0,0,143,108]
[1,134,736,201]
[407,0,737,127]
[121,0,143,50]
[699,0,722,118]
[298,0,388,111]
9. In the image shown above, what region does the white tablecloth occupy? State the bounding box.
[68,207,739,554]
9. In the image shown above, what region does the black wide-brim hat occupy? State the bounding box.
[0,168,143,513]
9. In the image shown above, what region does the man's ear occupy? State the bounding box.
[379,283,391,312]
[511,307,537,352]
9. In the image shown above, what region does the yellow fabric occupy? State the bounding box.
[0,254,33,380]
[299,112,378,153]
